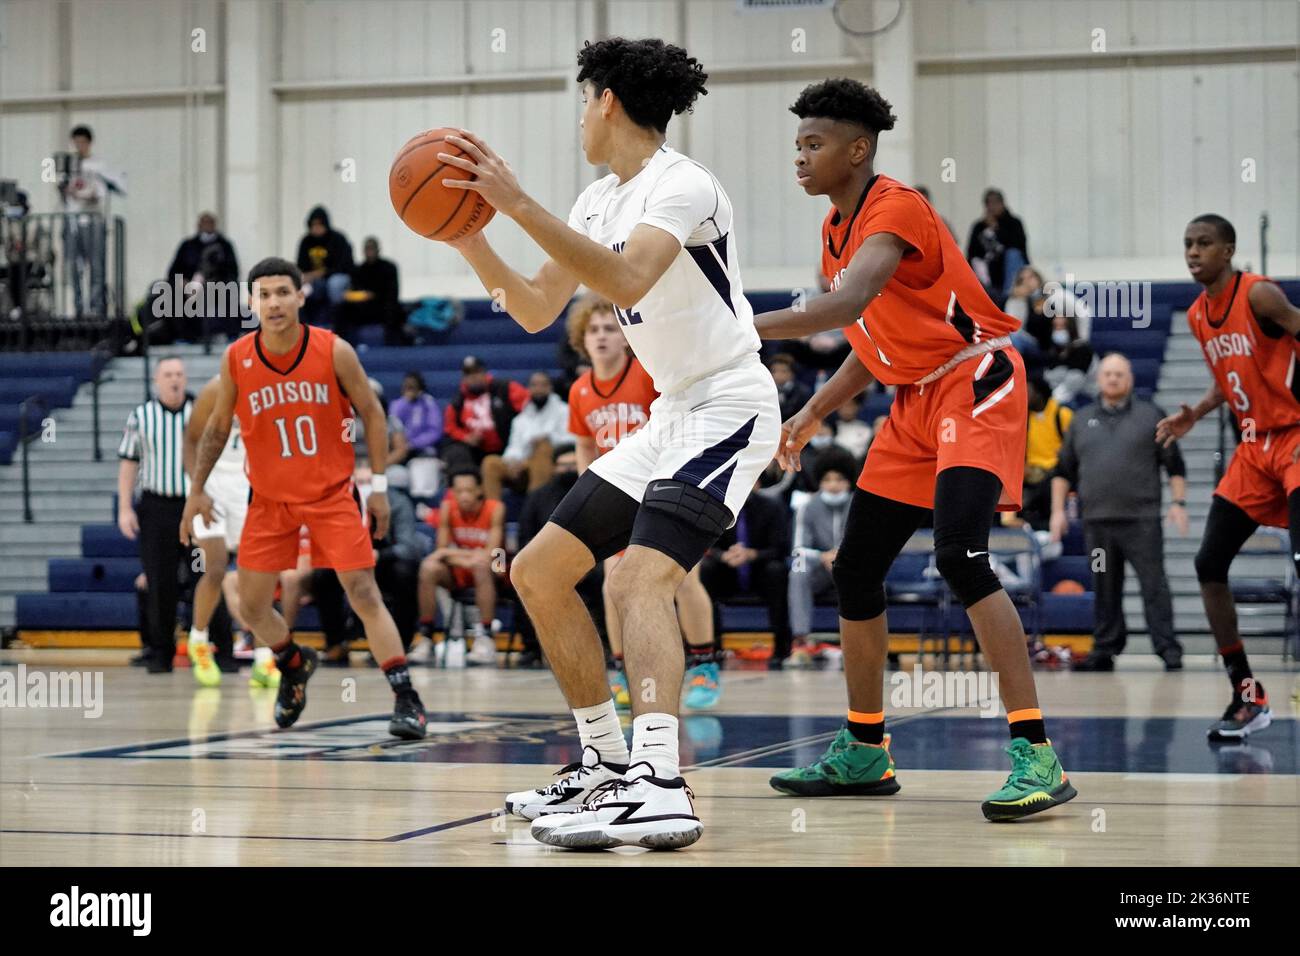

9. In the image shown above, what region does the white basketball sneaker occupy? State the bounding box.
[529,762,702,850]
[504,745,629,821]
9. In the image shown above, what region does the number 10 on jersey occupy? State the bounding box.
[274,415,319,458]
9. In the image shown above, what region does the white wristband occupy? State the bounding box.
[369,474,388,494]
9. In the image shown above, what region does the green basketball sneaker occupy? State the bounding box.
[981,738,1077,821]
[769,727,900,796]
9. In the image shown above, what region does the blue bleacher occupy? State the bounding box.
[29,279,1287,638]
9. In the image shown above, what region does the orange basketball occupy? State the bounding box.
[1052,579,1086,594]
[389,128,496,242]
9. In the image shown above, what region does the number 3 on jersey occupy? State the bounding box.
[273,415,318,458]
[1226,370,1250,413]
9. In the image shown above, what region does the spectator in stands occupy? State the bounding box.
[59,125,123,317]
[167,212,239,287]
[1050,353,1188,671]
[314,464,423,663]
[698,482,793,666]
[831,393,872,462]
[338,236,402,345]
[390,372,442,459]
[1043,313,1097,405]
[914,184,957,240]
[794,421,839,492]
[1005,265,1047,360]
[440,355,529,474]
[769,352,812,422]
[296,206,353,326]
[417,468,506,666]
[117,356,200,673]
[162,211,240,341]
[482,370,570,500]
[788,451,854,666]
[513,443,602,666]
[1020,376,1072,531]
[966,187,1028,300]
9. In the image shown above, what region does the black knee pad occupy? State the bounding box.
[933,542,1003,608]
[830,557,887,621]
[548,469,639,562]
[1194,543,1231,584]
[630,480,732,571]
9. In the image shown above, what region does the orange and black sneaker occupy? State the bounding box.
[1208,687,1271,741]
[274,646,319,728]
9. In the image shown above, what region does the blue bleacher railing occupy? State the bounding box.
[18,394,47,523]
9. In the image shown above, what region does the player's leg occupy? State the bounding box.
[929,466,1075,820]
[532,481,723,850]
[239,503,321,730]
[771,487,924,796]
[187,531,228,687]
[504,470,641,820]
[602,555,630,708]
[312,481,428,740]
[679,563,721,710]
[1195,495,1269,739]
[466,550,500,665]
[416,552,453,626]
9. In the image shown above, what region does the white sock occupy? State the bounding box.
[253,646,272,664]
[631,713,680,779]
[573,700,630,766]
[189,627,209,646]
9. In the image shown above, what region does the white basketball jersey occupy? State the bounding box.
[568,146,761,394]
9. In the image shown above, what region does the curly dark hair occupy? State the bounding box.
[790,78,897,135]
[576,37,708,133]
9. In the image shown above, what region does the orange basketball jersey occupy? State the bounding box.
[567,357,659,457]
[436,494,501,550]
[1187,271,1300,432]
[822,174,1019,385]
[228,325,356,504]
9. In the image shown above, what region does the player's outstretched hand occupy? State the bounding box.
[1155,403,1196,447]
[777,406,822,472]
[179,491,214,545]
[367,490,391,541]
[439,131,525,217]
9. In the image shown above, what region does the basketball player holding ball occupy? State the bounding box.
[180,258,429,741]
[407,38,782,850]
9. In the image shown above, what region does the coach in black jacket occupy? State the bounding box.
[1050,353,1188,671]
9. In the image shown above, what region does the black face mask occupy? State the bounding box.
[1029,394,1048,413]
[555,470,579,489]
[466,382,488,396]
[531,395,549,409]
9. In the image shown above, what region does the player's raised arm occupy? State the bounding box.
[332,338,391,539]
[441,131,682,310]
[754,232,907,340]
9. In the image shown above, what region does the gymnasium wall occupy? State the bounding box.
[1,0,1296,305]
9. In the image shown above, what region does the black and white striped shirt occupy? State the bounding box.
[118,396,193,497]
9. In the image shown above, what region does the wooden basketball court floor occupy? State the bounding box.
[1,649,1296,866]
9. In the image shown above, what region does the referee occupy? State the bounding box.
[117,356,194,673]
